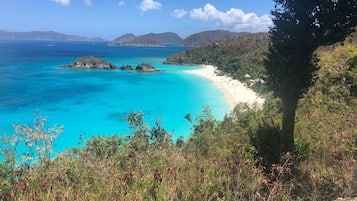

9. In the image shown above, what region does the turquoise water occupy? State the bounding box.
[0,41,230,155]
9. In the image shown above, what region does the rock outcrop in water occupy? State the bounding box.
[62,57,161,72]
[135,63,160,72]
[119,65,135,71]
[61,56,117,70]
[119,63,161,72]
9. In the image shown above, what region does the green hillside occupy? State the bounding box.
[165,32,269,87]
[181,30,248,46]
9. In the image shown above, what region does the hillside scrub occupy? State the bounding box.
[1,33,357,201]
[264,0,356,153]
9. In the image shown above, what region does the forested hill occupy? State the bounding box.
[164,32,270,83]
[165,31,356,94]
[181,30,248,46]
[108,32,183,46]
[108,30,247,46]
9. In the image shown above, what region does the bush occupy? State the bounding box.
[250,123,282,168]
[85,136,122,159]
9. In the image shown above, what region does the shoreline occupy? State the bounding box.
[186,65,265,110]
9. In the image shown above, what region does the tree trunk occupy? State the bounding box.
[281,96,299,153]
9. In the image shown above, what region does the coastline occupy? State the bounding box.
[186,65,265,110]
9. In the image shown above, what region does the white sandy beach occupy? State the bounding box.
[187,65,265,110]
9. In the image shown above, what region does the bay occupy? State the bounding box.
[0,41,230,156]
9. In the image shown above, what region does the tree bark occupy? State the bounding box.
[281,96,299,153]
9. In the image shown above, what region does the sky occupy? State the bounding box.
[0,0,275,40]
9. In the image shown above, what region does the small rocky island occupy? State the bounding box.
[61,56,161,72]
[61,56,117,70]
[119,63,161,72]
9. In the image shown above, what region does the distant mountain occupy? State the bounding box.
[109,30,249,47]
[0,30,107,41]
[138,32,183,45]
[109,32,182,46]
[123,37,162,47]
[182,30,249,46]
[108,33,136,46]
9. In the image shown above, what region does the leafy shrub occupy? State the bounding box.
[293,138,310,164]
[85,136,122,159]
[250,123,282,168]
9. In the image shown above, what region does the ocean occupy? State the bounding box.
[0,40,230,156]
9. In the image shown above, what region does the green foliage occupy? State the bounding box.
[85,135,122,159]
[295,38,357,198]
[344,130,357,158]
[265,0,357,152]
[127,111,145,130]
[149,119,172,148]
[293,138,310,164]
[0,147,16,179]
[0,179,13,201]
[126,112,149,154]
[189,107,218,157]
[250,123,282,167]
[250,81,270,94]
[192,107,217,135]
[175,136,184,148]
[317,44,357,106]
[184,113,192,123]
[315,175,342,201]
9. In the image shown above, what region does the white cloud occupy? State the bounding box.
[138,0,162,13]
[83,0,92,6]
[190,3,273,32]
[172,9,187,18]
[50,0,70,6]
[118,1,125,7]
